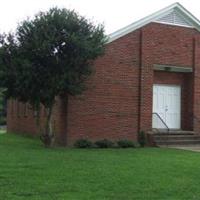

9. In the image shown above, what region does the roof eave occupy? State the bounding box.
[107,2,200,44]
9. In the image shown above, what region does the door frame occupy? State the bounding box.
[152,84,181,129]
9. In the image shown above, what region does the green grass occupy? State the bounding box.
[1,134,200,200]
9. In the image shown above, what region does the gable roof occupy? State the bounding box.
[108,2,200,43]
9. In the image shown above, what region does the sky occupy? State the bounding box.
[0,0,200,35]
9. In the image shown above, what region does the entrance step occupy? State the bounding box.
[149,130,200,147]
[154,135,200,141]
[152,130,195,135]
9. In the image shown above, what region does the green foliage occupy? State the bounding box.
[95,139,114,148]
[138,131,146,147]
[74,139,93,148]
[0,8,106,107]
[117,139,135,148]
[0,8,106,145]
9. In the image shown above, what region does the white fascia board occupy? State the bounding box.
[153,21,193,29]
[176,3,200,28]
[107,2,200,44]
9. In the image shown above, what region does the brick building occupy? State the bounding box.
[7,3,200,146]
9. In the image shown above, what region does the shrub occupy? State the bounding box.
[95,139,114,148]
[138,131,146,147]
[134,142,141,148]
[117,139,135,148]
[74,139,93,148]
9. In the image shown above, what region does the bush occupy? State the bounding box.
[134,142,141,148]
[117,139,135,148]
[95,139,114,148]
[74,139,93,148]
[138,131,146,147]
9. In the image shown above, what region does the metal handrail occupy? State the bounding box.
[152,112,169,133]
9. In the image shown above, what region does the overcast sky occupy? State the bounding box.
[0,0,199,34]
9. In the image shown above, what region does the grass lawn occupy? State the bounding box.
[1,134,200,200]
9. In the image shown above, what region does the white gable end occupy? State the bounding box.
[108,3,200,43]
[155,10,193,27]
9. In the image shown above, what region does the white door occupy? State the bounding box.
[152,85,181,129]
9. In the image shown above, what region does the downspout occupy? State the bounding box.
[138,29,143,133]
[192,37,196,131]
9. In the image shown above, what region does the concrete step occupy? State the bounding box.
[153,130,195,136]
[154,135,200,141]
[150,130,200,147]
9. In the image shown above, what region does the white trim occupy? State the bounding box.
[153,64,193,73]
[153,21,194,29]
[152,84,181,129]
[108,2,200,43]
[154,9,194,28]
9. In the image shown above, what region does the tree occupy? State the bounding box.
[0,8,107,147]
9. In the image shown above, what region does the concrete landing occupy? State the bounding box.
[166,146,200,152]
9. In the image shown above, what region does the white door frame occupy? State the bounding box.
[152,84,181,129]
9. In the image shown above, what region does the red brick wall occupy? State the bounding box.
[7,22,200,145]
[139,23,198,131]
[66,30,141,145]
[193,35,200,132]
[7,97,68,145]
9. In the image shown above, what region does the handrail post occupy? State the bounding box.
[152,112,169,134]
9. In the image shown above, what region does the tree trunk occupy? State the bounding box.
[41,104,54,147]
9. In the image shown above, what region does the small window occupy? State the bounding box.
[24,103,27,117]
[33,105,41,118]
[33,110,37,117]
[17,101,20,117]
[44,107,47,117]
[11,100,14,116]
